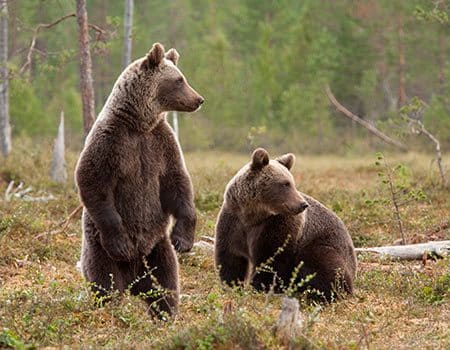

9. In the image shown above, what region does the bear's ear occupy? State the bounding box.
[165,48,179,65]
[141,43,165,70]
[276,153,295,170]
[251,148,269,170]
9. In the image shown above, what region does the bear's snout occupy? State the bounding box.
[192,95,205,110]
[295,201,309,214]
[185,89,204,112]
[282,200,309,215]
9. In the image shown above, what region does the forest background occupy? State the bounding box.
[5,0,450,154]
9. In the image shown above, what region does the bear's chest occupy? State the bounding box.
[117,135,165,185]
[246,215,302,258]
[112,135,166,221]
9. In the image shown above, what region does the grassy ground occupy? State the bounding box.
[0,140,449,349]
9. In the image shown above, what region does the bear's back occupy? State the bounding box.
[300,194,357,277]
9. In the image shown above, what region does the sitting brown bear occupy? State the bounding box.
[215,148,357,300]
[75,43,204,317]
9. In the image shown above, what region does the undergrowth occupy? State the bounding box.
[0,141,449,349]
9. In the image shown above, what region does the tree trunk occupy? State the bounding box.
[93,0,108,106]
[0,0,11,156]
[397,16,406,108]
[122,0,133,69]
[76,0,95,136]
[9,0,16,55]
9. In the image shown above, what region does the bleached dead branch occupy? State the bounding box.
[275,297,304,345]
[50,111,67,183]
[356,241,450,260]
[4,180,55,202]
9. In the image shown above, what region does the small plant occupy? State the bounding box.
[0,329,33,350]
[285,261,317,299]
[251,235,292,292]
[372,152,427,244]
[251,236,320,301]
[247,125,267,147]
[400,96,448,187]
[414,4,448,24]
[418,270,450,306]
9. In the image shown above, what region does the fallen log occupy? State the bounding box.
[355,241,450,260]
[190,236,449,262]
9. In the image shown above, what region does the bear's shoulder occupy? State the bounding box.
[301,193,350,244]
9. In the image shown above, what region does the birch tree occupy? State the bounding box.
[0,0,11,156]
[76,0,96,136]
[122,0,133,69]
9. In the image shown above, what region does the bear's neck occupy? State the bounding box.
[232,201,278,227]
[228,198,306,234]
[104,87,162,134]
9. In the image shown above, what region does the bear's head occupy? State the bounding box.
[226,148,309,221]
[118,43,204,116]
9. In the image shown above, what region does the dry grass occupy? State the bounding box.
[0,141,449,349]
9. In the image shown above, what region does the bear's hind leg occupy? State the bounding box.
[81,237,127,305]
[250,252,294,293]
[298,245,354,301]
[130,238,179,318]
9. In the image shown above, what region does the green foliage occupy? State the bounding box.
[195,190,221,212]
[418,269,450,305]
[399,96,427,118]
[7,0,449,152]
[247,125,267,147]
[279,83,334,151]
[9,79,48,136]
[423,95,450,143]
[415,4,449,24]
[0,329,34,350]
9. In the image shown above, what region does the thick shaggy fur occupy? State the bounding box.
[215,149,357,300]
[75,43,204,316]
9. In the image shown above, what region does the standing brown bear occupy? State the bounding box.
[215,148,356,300]
[75,43,204,317]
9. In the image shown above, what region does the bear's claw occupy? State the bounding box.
[171,236,193,253]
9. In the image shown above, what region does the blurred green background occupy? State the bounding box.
[7,0,450,153]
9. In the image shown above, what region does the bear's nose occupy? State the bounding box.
[197,96,205,105]
[297,202,309,213]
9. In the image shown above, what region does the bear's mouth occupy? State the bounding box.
[193,104,202,112]
[283,202,309,215]
[178,101,201,113]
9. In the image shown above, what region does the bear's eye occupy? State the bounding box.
[282,181,290,188]
[176,77,184,84]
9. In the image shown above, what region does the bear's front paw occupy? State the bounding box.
[171,235,193,253]
[101,235,137,262]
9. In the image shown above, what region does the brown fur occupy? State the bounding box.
[75,43,204,316]
[215,148,357,300]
